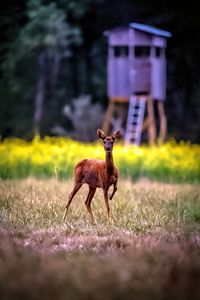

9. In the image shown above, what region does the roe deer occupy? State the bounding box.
[62,129,121,224]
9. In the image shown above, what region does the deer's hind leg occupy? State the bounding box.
[85,185,96,224]
[103,188,110,222]
[62,182,82,222]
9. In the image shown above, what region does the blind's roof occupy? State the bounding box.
[104,23,172,38]
[130,23,171,38]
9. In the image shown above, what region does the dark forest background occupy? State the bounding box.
[0,0,200,142]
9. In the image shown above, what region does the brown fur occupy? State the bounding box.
[62,129,120,224]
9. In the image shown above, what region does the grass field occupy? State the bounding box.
[1,178,200,300]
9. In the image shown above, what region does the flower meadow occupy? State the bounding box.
[0,137,199,182]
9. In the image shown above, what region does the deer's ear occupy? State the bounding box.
[112,129,121,140]
[97,129,106,140]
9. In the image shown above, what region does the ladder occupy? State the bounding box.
[125,95,146,145]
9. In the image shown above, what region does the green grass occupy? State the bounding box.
[0,179,200,300]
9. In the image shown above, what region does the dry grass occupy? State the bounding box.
[0,178,200,300]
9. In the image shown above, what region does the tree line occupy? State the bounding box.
[0,0,200,142]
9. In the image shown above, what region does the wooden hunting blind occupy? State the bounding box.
[102,23,171,145]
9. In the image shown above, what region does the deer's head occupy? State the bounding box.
[97,129,121,153]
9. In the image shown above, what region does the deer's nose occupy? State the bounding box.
[105,146,111,151]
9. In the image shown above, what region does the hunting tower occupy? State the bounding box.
[102,23,171,145]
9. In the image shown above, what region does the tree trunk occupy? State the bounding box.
[45,52,61,129]
[34,52,45,136]
[49,52,61,109]
[85,48,94,96]
[71,49,79,97]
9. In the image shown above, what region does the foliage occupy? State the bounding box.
[0,137,199,182]
[4,0,82,77]
[1,0,200,140]
[0,0,84,138]
[59,95,104,141]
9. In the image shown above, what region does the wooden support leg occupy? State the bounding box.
[157,101,167,145]
[142,117,150,132]
[147,97,156,146]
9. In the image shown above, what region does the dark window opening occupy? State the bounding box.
[134,46,150,57]
[114,46,129,57]
[155,47,161,57]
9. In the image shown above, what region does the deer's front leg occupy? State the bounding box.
[85,186,96,225]
[109,180,118,200]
